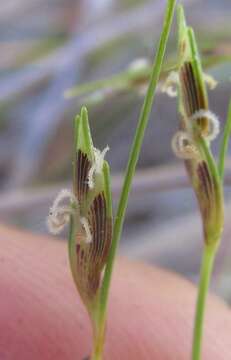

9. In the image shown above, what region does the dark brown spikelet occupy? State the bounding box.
[76,192,112,302]
[197,161,213,214]
[175,7,224,248]
[180,62,208,133]
[196,160,216,243]
[75,149,91,204]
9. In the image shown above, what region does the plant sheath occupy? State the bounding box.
[91,1,177,358]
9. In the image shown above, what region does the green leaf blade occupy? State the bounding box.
[218,100,231,181]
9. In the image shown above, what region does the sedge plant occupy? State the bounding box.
[47,0,176,359]
[47,2,231,359]
[162,5,231,360]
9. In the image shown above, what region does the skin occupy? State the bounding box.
[0,224,231,359]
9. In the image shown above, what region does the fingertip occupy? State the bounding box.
[1,225,231,359]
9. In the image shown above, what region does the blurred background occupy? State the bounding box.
[0,0,231,301]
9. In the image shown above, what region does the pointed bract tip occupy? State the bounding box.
[177,4,186,26]
[177,4,187,39]
[81,106,88,120]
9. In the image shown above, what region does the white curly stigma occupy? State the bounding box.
[203,73,218,90]
[80,217,92,244]
[88,146,109,189]
[189,110,220,141]
[161,71,179,97]
[47,189,78,235]
[172,131,199,160]
[128,58,150,72]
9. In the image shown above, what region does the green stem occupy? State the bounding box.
[192,247,216,360]
[91,321,106,360]
[218,100,231,182]
[91,1,177,359]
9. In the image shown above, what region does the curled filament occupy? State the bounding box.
[47,189,78,234]
[172,131,199,160]
[189,110,220,141]
[161,71,179,97]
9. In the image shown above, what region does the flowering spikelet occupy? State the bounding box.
[47,107,113,316]
[69,107,113,310]
[171,6,224,248]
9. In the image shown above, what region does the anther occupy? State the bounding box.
[80,217,92,244]
[88,146,109,189]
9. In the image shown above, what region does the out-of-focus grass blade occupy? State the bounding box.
[218,100,231,182]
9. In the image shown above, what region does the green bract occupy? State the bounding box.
[174,6,224,249]
[69,106,113,318]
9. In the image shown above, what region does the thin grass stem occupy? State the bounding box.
[192,247,216,360]
[218,100,231,182]
[90,1,177,359]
